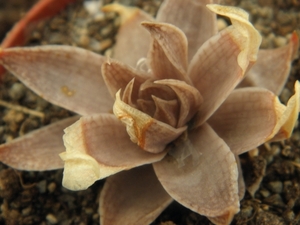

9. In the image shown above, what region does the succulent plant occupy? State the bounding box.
[0,1,298,224]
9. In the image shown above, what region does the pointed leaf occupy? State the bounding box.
[139,79,177,101]
[189,5,262,127]
[209,82,300,155]
[142,22,190,83]
[102,4,153,67]
[268,81,300,141]
[60,113,167,191]
[153,123,239,222]
[122,79,136,106]
[152,97,178,127]
[156,0,218,61]
[155,79,203,127]
[206,4,262,71]
[239,32,299,95]
[208,88,279,155]
[0,46,112,115]
[137,99,156,117]
[0,116,79,171]
[100,166,172,225]
[101,59,149,99]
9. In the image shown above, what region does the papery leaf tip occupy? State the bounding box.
[206,4,262,74]
[267,81,300,141]
[206,4,248,20]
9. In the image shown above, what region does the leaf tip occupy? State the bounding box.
[290,31,299,60]
[268,81,300,141]
[60,119,101,191]
[207,205,239,225]
[206,4,262,74]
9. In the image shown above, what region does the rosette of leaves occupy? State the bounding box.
[0,1,299,225]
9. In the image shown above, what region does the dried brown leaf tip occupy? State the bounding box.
[0,1,299,225]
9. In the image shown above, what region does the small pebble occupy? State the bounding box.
[101,25,113,36]
[24,90,38,104]
[85,207,94,215]
[277,11,293,25]
[48,32,66,44]
[22,207,32,216]
[283,209,295,221]
[260,37,271,49]
[84,0,102,15]
[160,222,176,225]
[281,146,292,157]
[240,205,253,218]
[47,182,57,193]
[94,13,105,22]
[37,180,47,194]
[260,32,275,48]
[3,110,25,124]
[267,181,283,194]
[79,34,90,47]
[273,36,287,47]
[5,135,14,142]
[254,21,271,35]
[258,7,273,19]
[92,213,99,221]
[260,189,271,198]
[9,83,26,100]
[46,214,58,224]
[270,144,281,155]
[100,38,113,51]
[264,194,285,208]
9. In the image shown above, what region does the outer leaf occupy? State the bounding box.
[0,116,79,170]
[156,0,218,61]
[206,4,261,72]
[268,81,300,141]
[189,5,261,127]
[102,4,153,67]
[209,82,300,155]
[239,32,299,95]
[60,113,167,191]
[0,46,112,115]
[100,166,173,225]
[153,123,239,224]
[208,88,280,155]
